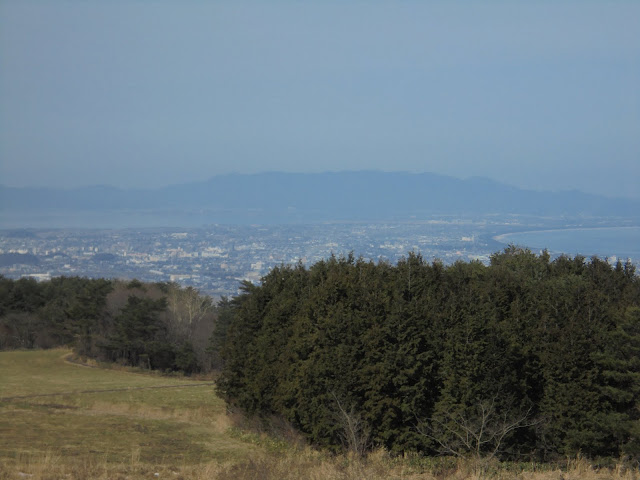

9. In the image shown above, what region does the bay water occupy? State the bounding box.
[495,226,640,261]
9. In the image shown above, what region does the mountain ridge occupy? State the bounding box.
[1,171,638,223]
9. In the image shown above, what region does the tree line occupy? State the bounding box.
[217,248,640,460]
[0,276,229,373]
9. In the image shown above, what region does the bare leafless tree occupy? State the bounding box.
[416,397,537,463]
[166,284,213,340]
[164,284,217,370]
[331,392,371,457]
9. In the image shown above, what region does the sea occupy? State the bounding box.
[494,226,640,262]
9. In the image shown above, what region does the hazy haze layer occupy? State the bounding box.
[1,1,638,198]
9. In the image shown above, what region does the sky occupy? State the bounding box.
[1,1,638,198]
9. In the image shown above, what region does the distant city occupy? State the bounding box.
[1,214,636,299]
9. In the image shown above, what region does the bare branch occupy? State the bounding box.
[416,397,538,461]
[330,392,371,457]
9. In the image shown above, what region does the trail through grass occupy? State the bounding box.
[0,349,198,397]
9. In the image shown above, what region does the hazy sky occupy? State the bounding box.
[1,1,638,198]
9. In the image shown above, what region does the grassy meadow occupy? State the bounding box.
[0,349,638,480]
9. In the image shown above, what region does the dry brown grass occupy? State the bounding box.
[2,449,639,480]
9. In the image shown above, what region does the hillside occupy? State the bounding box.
[1,349,638,479]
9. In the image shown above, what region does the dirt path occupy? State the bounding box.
[0,352,216,402]
[0,382,217,402]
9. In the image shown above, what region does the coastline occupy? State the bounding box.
[493,226,640,260]
[493,225,640,244]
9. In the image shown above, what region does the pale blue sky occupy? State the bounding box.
[1,1,638,198]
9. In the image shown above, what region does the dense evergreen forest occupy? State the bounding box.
[2,247,639,461]
[0,276,228,373]
[217,248,640,460]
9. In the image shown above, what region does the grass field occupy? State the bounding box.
[1,349,638,479]
[0,349,260,478]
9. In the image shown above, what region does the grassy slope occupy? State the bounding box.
[1,349,638,480]
[0,349,203,397]
[0,349,258,477]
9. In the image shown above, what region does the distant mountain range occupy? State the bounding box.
[1,171,639,224]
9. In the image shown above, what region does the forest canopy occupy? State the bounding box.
[216,248,640,460]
